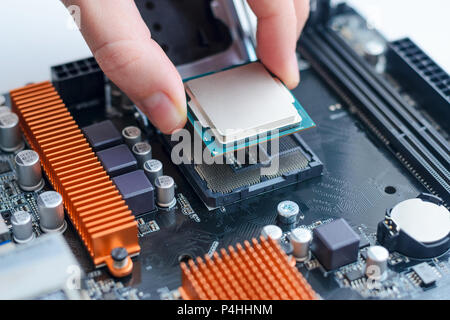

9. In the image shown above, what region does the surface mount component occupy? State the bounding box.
[377,194,450,259]
[10,81,140,269]
[344,269,364,282]
[311,218,360,270]
[82,120,122,151]
[97,144,138,177]
[411,262,439,287]
[0,160,11,174]
[344,269,365,283]
[0,233,83,299]
[112,170,155,215]
[179,237,318,300]
[15,149,44,191]
[184,62,315,156]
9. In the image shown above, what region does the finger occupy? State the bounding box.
[293,0,310,39]
[62,0,186,134]
[247,0,299,89]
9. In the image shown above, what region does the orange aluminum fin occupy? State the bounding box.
[179,236,318,300]
[10,81,140,269]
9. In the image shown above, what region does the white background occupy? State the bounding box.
[0,0,449,92]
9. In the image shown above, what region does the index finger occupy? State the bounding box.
[62,0,187,134]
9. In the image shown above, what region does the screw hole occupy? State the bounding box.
[178,254,193,264]
[384,186,396,194]
[145,1,155,10]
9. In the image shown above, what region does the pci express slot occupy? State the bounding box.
[10,81,140,266]
[300,28,450,204]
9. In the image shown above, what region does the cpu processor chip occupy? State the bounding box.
[184,62,315,156]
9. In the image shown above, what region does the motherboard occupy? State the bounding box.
[0,0,449,300]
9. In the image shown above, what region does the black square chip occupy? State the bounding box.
[0,160,11,174]
[113,170,155,215]
[82,120,122,151]
[412,263,439,287]
[311,218,360,270]
[97,144,137,177]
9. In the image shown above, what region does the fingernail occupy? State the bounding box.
[139,91,186,134]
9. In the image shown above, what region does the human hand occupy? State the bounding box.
[63,0,309,134]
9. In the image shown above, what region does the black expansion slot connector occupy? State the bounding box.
[299,27,450,204]
[387,38,450,132]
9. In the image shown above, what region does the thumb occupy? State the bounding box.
[63,0,186,134]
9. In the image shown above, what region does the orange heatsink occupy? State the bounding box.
[179,237,318,300]
[10,81,140,267]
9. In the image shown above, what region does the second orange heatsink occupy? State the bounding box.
[180,236,318,300]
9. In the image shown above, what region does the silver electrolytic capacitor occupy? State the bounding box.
[37,191,67,233]
[0,112,23,152]
[261,225,283,242]
[0,106,10,114]
[11,211,34,244]
[143,159,163,184]
[15,150,44,191]
[122,126,142,147]
[277,200,300,224]
[154,175,176,208]
[365,245,389,281]
[290,227,312,261]
[132,141,152,167]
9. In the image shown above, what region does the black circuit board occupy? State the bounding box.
[4,63,449,300]
[2,6,449,298]
[0,153,55,239]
